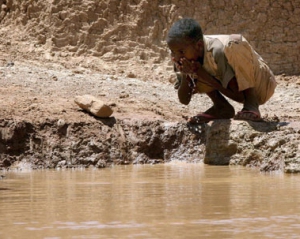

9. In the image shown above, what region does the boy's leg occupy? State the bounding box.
[189,90,235,123]
[214,77,244,103]
[203,76,263,121]
[221,73,263,121]
[234,87,262,121]
[223,37,276,121]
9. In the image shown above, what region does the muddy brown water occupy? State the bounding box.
[1,162,300,239]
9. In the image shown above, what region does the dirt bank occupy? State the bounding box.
[1,0,300,75]
[0,60,299,173]
[0,1,300,173]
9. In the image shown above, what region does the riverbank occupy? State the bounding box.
[0,60,299,173]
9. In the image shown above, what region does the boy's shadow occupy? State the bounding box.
[186,119,236,165]
[186,118,287,165]
[246,120,289,132]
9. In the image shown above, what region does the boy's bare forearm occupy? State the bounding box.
[178,75,192,105]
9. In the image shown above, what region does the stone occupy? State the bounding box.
[74,94,113,118]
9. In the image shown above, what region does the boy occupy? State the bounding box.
[166,18,277,123]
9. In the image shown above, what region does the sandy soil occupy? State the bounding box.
[0,56,299,125]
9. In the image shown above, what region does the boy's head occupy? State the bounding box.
[167,18,203,44]
[166,18,204,64]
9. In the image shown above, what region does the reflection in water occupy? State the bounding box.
[1,162,300,239]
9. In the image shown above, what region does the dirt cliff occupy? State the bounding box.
[1,0,299,75]
[0,1,300,173]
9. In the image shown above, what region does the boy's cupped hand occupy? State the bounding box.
[174,58,201,74]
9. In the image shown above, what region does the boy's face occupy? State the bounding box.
[167,38,204,66]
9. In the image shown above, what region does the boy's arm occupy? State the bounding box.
[177,74,193,105]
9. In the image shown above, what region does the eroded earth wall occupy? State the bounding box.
[0,0,299,74]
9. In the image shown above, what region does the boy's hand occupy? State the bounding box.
[174,58,201,74]
[173,57,218,88]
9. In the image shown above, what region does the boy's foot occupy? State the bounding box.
[234,110,263,122]
[188,113,220,124]
[188,105,235,124]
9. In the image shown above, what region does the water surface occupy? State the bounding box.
[1,162,300,239]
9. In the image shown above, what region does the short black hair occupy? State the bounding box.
[166,18,203,44]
